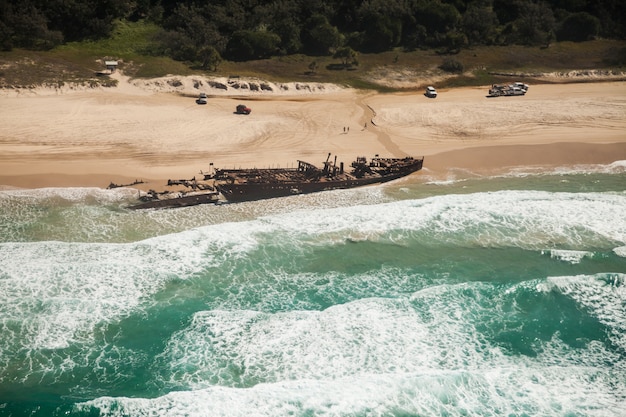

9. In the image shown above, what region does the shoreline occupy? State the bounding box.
[1,141,624,192]
[1,77,625,192]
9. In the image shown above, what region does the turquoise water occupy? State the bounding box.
[0,162,625,417]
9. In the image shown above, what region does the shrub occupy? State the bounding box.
[439,58,464,73]
[557,12,601,42]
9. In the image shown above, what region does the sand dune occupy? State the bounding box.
[0,73,624,190]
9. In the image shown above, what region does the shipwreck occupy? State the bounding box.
[125,154,424,209]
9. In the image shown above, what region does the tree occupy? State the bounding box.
[302,14,342,55]
[402,24,427,51]
[225,30,281,61]
[154,30,197,62]
[261,0,303,54]
[163,3,224,51]
[0,1,62,50]
[361,14,402,52]
[271,20,302,55]
[414,1,461,34]
[557,12,600,42]
[198,45,222,71]
[444,31,468,52]
[355,0,405,52]
[333,46,358,67]
[42,0,128,41]
[462,1,499,45]
[514,0,556,45]
[1,0,624,62]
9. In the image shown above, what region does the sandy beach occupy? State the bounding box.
[1,73,625,191]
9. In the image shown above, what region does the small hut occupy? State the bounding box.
[104,60,118,73]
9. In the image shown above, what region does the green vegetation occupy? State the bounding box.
[1,0,625,92]
[55,20,161,58]
[2,1,625,63]
[1,19,625,91]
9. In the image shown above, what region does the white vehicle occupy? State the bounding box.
[197,92,208,105]
[512,82,529,92]
[425,86,437,98]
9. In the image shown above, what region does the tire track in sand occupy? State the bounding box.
[356,94,408,158]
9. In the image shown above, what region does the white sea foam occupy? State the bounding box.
[159,298,460,388]
[540,273,626,353]
[2,190,623,355]
[2,189,624,389]
[543,249,594,264]
[504,160,626,177]
[417,160,626,185]
[0,221,274,379]
[0,187,145,242]
[92,274,626,417]
[157,275,624,389]
[0,186,137,203]
[614,246,626,257]
[77,367,626,417]
[79,363,626,417]
[252,190,626,250]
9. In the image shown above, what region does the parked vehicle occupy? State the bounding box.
[425,86,437,98]
[488,84,527,97]
[196,93,207,105]
[236,104,251,114]
[512,82,529,92]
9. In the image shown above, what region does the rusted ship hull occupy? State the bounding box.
[216,156,423,202]
[123,155,423,208]
[128,191,219,210]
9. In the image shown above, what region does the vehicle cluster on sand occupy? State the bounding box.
[195,94,252,114]
[489,82,529,97]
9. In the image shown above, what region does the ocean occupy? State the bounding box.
[0,162,625,417]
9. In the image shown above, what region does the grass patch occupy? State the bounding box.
[56,20,161,59]
[130,57,194,78]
